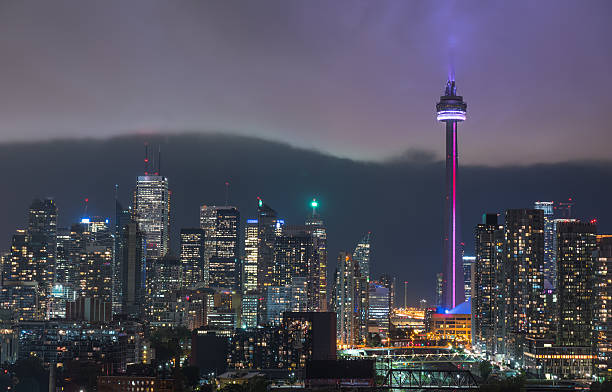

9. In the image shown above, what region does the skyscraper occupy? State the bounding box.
[4,230,32,282]
[179,228,205,288]
[55,228,72,285]
[368,282,390,332]
[462,255,475,301]
[378,274,395,310]
[273,226,312,286]
[556,221,597,347]
[200,205,240,288]
[334,251,368,346]
[534,202,554,287]
[305,199,328,311]
[122,222,144,318]
[134,175,170,261]
[473,213,504,354]
[594,235,612,378]
[436,80,467,309]
[353,233,372,282]
[256,199,279,291]
[76,217,114,305]
[113,197,132,313]
[243,219,259,293]
[502,209,546,361]
[27,198,58,308]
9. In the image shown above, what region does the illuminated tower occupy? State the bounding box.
[436,80,467,309]
[134,146,170,262]
[534,201,554,287]
[305,199,328,311]
[200,205,240,288]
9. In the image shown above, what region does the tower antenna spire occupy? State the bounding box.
[144,143,149,175]
[224,181,230,206]
[83,198,89,218]
[310,198,318,217]
[156,145,161,176]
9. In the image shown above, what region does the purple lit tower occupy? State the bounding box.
[436,80,467,309]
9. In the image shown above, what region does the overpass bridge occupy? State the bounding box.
[338,347,482,390]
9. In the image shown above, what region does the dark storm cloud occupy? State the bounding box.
[1,135,610,304]
[0,1,611,164]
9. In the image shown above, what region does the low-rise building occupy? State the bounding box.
[429,301,471,347]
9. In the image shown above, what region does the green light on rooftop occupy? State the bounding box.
[311,200,318,208]
[258,199,263,207]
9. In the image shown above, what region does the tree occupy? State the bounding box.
[150,326,191,367]
[12,356,48,392]
[478,360,493,380]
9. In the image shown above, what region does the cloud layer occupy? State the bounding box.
[0,1,611,164]
[1,134,610,304]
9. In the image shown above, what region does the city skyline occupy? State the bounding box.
[1,134,610,306]
[1,1,611,389]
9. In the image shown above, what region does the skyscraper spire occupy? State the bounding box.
[310,198,318,217]
[156,145,161,175]
[225,181,230,206]
[144,143,149,175]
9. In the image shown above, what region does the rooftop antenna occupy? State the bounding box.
[225,181,230,206]
[156,146,161,176]
[83,198,89,218]
[310,198,318,217]
[404,281,408,309]
[144,143,149,175]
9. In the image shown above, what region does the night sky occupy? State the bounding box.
[0,2,611,304]
[1,0,611,164]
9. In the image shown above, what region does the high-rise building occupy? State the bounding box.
[273,226,313,287]
[368,282,390,333]
[76,217,114,305]
[594,235,612,379]
[435,273,443,307]
[352,233,372,282]
[180,228,205,288]
[551,217,578,289]
[462,255,475,301]
[0,230,42,321]
[556,221,597,347]
[243,219,259,294]
[122,222,144,318]
[473,213,504,354]
[334,251,368,346]
[305,199,328,311]
[113,198,132,314]
[200,206,240,287]
[555,199,574,219]
[241,292,258,329]
[256,199,280,291]
[209,257,238,289]
[378,274,395,310]
[534,202,555,287]
[147,255,182,321]
[134,175,170,261]
[0,281,39,321]
[54,228,73,285]
[502,209,546,361]
[436,80,467,309]
[27,198,58,310]
[4,230,32,282]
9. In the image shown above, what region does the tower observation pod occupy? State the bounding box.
[437,80,467,309]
